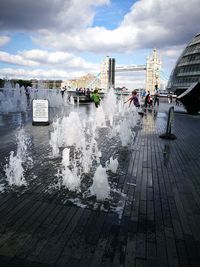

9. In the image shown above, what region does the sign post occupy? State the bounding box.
[159,106,177,140]
[32,99,50,126]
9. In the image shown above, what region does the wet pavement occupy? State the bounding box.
[0,99,200,266]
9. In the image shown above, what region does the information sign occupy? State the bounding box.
[32,99,49,126]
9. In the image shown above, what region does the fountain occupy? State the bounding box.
[60,148,81,192]
[0,80,70,114]
[48,86,139,200]
[103,87,117,126]
[90,165,110,201]
[119,118,133,146]
[0,86,27,113]
[106,156,119,173]
[0,83,141,213]
[4,128,32,186]
[49,110,102,189]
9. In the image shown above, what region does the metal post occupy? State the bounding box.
[159,106,177,140]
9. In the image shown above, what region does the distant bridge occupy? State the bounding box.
[115,65,146,72]
[100,50,162,93]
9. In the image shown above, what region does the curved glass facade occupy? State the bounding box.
[167,33,200,94]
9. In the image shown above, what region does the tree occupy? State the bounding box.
[16,80,32,88]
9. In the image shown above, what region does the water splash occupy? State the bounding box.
[106,157,119,173]
[119,118,133,146]
[61,148,81,192]
[0,86,69,114]
[0,88,27,113]
[49,89,139,196]
[49,118,61,157]
[4,128,31,186]
[62,148,70,166]
[70,95,75,105]
[50,111,102,191]
[90,165,110,201]
[95,106,106,127]
[127,105,139,128]
[103,88,117,126]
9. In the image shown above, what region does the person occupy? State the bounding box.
[25,87,30,100]
[154,90,159,106]
[145,91,151,108]
[91,89,101,108]
[124,90,144,116]
[60,87,66,98]
[175,95,180,106]
[170,93,173,104]
[167,92,173,104]
[124,90,140,108]
[86,88,91,100]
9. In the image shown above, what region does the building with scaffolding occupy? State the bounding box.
[61,73,100,89]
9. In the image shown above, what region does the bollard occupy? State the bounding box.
[159,106,177,140]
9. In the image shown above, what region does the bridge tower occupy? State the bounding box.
[146,49,162,95]
[100,56,115,90]
[100,56,109,90]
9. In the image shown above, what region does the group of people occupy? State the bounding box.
[75,87,91,97]
[92,88,160,112]
[144,90,160,107]
[70,86,178,112]
[124,89,160,110]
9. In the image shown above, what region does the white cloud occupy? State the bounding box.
[32,0,200,53]
[0,49,99,71]
[0,0,199,53]
[0,0,198,84]
[0,36,11,47]
[115,71,146,89]
[1,65,167,90]
[0,0,110,31]
[159,45,186,77]
[0,67,89,80]
[161,46,184,58]
[0,51,39,67]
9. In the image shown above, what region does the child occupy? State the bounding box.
[91,89,101,108]
[124,90,144,117]
[124,90,140,107]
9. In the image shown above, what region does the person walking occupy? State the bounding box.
[170,93,173,104]
[145,91,151,108]
[175,95,179,106]
[154,91,159,106]
[60,87,66,98]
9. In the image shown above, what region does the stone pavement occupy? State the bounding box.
[0,101,200,266]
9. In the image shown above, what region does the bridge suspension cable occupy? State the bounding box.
[86,73,100,88]
[160,69,169,81]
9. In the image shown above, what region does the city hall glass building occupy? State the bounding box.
[167,33,200,94]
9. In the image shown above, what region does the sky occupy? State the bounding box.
[0,0,199,89]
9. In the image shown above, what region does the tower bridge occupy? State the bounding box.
[62,49,163,95]
[100,49,162,95]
